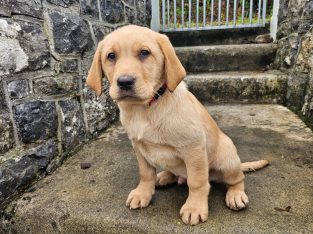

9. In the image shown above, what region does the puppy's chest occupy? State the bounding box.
[122,112,167,144]
[122,115,181,169]
[137,141,180,169]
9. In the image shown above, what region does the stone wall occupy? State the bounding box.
[275,0,313,128]
[0,0,151,208]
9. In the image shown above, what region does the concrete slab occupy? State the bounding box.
[1,105,313,233]
[186,70,287,104]
[175,44,276,72]
[165,26,270,47]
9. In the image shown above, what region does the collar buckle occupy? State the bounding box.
[148,83,167,106]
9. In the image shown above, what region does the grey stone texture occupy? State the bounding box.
[275,0,313,128]
[0,17,50,75]
[0,0,151,208]
[0,0,11,17]
[11,0,43,19]
[0,86,12,156]
[286,72,308,110]
[15,18,50,71]
[0,82,8,111]
[59,59,79,73]
[47,11,93,54]
[124,0,152,26]
[92,23,115,43]
[0,114,14,155]
[32,74,79,96]
[124,5,136,24]
[13,101,58,143]
[52,59,79,73]
[59,98,86,152]
[136,0,151,26]
[1,105,312,233]
[83,79,118,135]
[0,140,57,206]
[176,44,276,72]
[46,0,78,7]
[302,66,313,125]
[100,0,124,23]
[7,80,29,99]
[80,0,151,25]
[80,54,118,135]
[80,0,99,18]
[186,71,288,104]
[0,19,29,75]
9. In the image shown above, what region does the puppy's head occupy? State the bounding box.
[86,25,186,104]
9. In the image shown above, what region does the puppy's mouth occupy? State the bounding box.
[116,90,140,101]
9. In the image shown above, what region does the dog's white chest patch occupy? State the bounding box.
[121,109,151,141]
[127,120,149,141]
[137,141,182,170]
[136,141,187,178]
[120,106,187,172]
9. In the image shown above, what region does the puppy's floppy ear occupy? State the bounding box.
[86,41,104,96]
[157,34,186,92]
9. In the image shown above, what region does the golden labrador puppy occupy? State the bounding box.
[87,25,269,225]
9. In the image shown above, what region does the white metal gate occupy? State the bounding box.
[151,0,273,32]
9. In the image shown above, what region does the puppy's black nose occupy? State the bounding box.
[117,75,135,91]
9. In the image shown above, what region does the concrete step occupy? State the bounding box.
[166,26,270,47]
[186,70,287,104]
[2,105,313,233]
[176,43,276,72]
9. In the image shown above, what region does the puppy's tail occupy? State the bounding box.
[241,160,269,172]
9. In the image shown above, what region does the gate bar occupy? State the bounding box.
[218,0,222,26]
[226,0,229,25]
[203,0,206,26]
[162,0,165,30]
[249,0,253,24]
[233,0,237,25]
[196,0,199,28]
[188,0,191,28]
[158,0,271,32]
[182,0,184,27]
[174,0,176,28]
[262,0,267,25]
[211,0,214,26]
[242,0,245,24]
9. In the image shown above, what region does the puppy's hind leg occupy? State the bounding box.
[156,171,177,187]
[217,134,249,211]
[156,171,187,187]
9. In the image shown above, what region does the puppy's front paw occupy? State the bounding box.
[126,188,153,209]
[226,190,249,210]
[179,201,208,225]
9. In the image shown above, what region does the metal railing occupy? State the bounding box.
[158,0,269,32]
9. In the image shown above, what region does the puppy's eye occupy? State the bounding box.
[107,52,116,62]
[139,50,150,60]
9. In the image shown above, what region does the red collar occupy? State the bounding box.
[148,83,167,106]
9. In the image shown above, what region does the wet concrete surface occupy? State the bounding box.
[1,105,312,233]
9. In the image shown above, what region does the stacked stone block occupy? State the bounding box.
[275,0,313,128]
[0,0,151,208]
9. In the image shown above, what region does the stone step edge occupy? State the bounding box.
[185,70,287,81]
[185,70,288,104]
[175,44,276,73]
[175,43,276,51]
[165,26,270,47]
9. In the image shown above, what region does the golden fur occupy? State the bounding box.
[87,25,269,225]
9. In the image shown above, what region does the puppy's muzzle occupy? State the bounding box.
[117,75,135,91]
